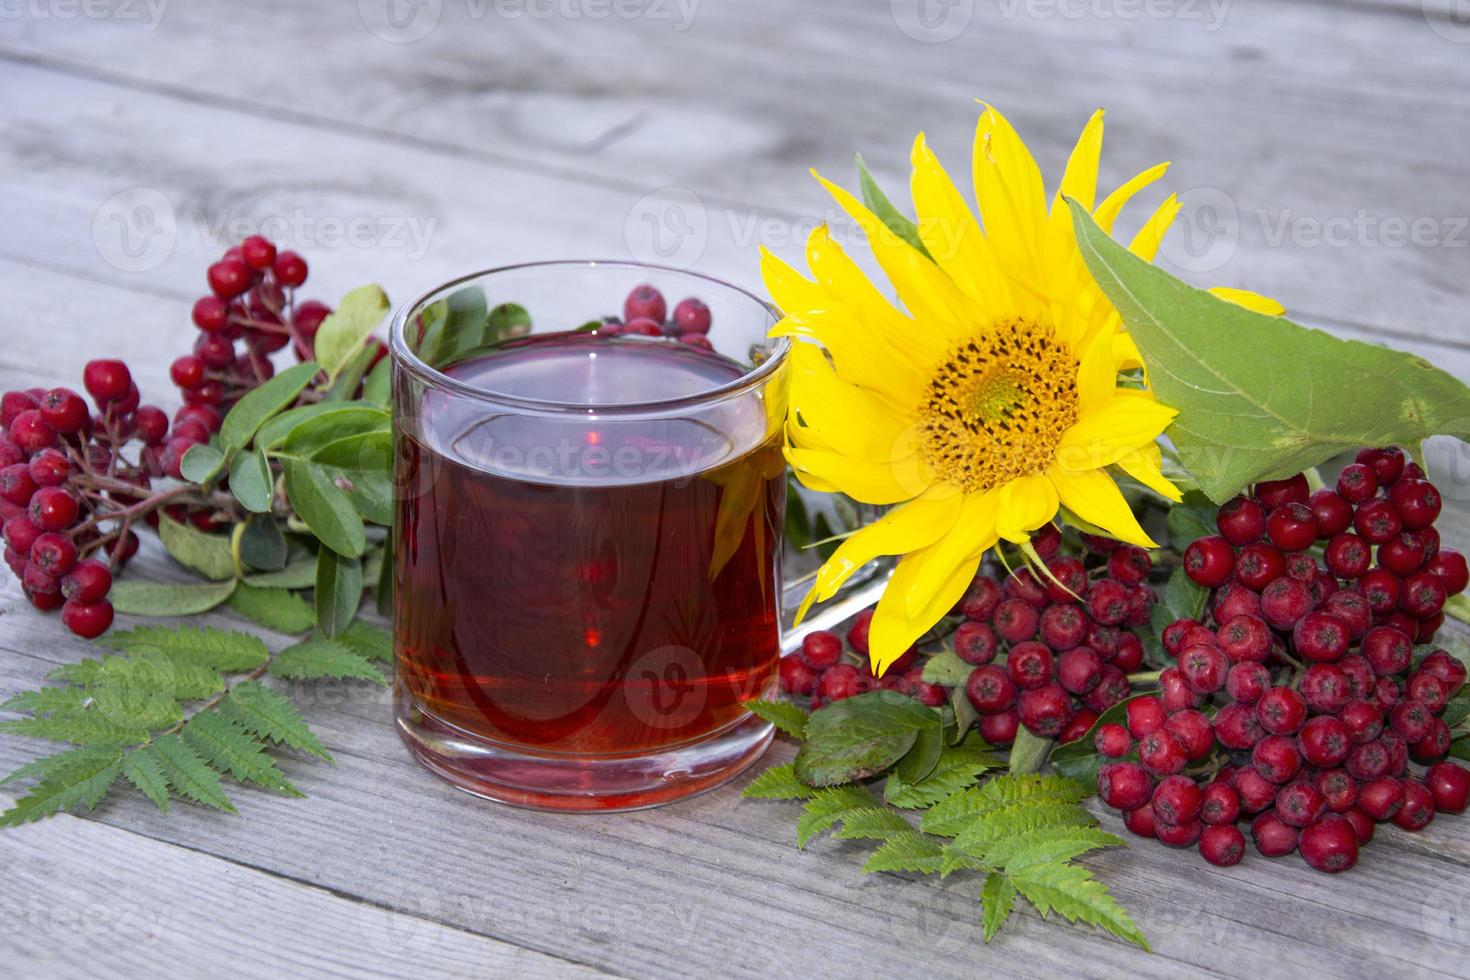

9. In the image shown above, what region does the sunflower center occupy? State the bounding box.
[918,318,1079,493]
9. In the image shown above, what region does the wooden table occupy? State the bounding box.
[3,2,1469,976]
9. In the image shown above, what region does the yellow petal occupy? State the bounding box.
[1128,194,1182,262]
[1095,163,1170,234]
[1074,328,1119,415]
[760,245,830,315]
[995,473,1060,543]
[1046,464,1157,548]
[1117,442,1183,503]
[1112,332,1144,371]
[1208,286,1285,317]
[1055,108,1105,213]
[785,446,929,506]
[909,134,1013,312]
[868,544,985,674]
[802,485,965,616]
[770,311,925,409]
[788,341,916,463]
[973,105,1048,286]
[906,488,1003,615]
[1056,396,1179,473]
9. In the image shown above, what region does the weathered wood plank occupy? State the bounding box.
[0,789,613,980]
[1,1,1468,345]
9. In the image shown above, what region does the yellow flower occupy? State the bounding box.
[763,106,1281,674]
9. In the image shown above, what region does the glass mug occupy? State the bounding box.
[389,262,882,812]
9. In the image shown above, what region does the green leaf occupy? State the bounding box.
[980,874,1017,943]
[860,831,945,874]
[142,735,236,812]
[2,687,89,716]
[884,741,1000,809]
[335,620,392,663]
[100,624,270,672]
[795,691,941,787]
[182,710,301,796]
[742,764,814,801]
[325,466,393,527]
[0,713,148,747]
[486,302,532,343]
[283,460,365,558]
[1,745,120,786]
[314,548,363,637]
[229,448,274,514]
[921,774,1089,837]
[855,153,931,259]
[977,826,1125,871]
[268,638,385,686]
[1165,491,1218,551]
[1008,727,1053,776]
[93,685,183,730]
[830,806,913,841]
[796,785,875,847]
[310,430,392,474]
[743,698,809,739]
[226,584,315,634]
[1068,199,1470,504]
[1008,860,1149,950]
[314,285,389,381]
[242,551,317,589]
[922,650,973,687]
[374,531,394,616]
[1159,564,1208,624]
[363,357,392,408]
[256,402,363,451]
[218,681,332,761]
[52,652,224,701]
[422,286,489,366]
[238,516,288,571]
[1049,693,1152,787]
[0,748,123,826]
[158,515,235,581]
[322,340,379,402]
[1451,735,1469,761]
[122,746,171,811]
[1443,693,1470,729]
[180,443,225,483]
[221,361,320,451]
[894,721,944,785]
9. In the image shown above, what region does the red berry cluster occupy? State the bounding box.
[170,236,340,410]
[777,611,947,710]
[599,284,714,351]
[955,526,1157,746]
[1095,447,1469,874]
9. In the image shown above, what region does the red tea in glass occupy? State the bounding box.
[390,264,790,811]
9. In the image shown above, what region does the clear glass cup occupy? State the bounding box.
[390,261,812,811]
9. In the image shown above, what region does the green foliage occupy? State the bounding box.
[1051,694,1150,786]
[742,764,814,801]
[1006,727,1053,776]
[220,361,320,452]
[855,153,931,259]
[314,549,364,637]
[743,698,810,738]
[885,742,1000,809]
[283,460,366,558]
[796,691,942,786]
[0,624,345,825]
[158,515,236,581]
[180,443,226,483]
[315,285,389,382]
[229,448,275,514]
[268,637,386,686]
[238,517,288,572]
[1164,491,1218,552]
[243,551,317,589]
[1069,200,1470,503]
[335,621,392,664]
[226,585,316,634]
[921,649,973,687]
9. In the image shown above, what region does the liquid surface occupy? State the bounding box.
[394,334,784,754]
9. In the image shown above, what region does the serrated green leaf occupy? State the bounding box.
[979,827,1125,871]
[315,285,389,381]
[182,711,301,796]
[52,651,224,702]
[742,764,813,800]
[226,584,315,634]
[122,747,170,812]
[93,685,183,730]
[1,746,119,786]
[952,801,1096,854]
[1159,565,1208,623]
[1069,199,1470,504]
[743,698,809,739]
[315,548,363,637]
[268,638,385,686]
[238,516,288,572]
[884,742,999,809]
[922,650,973,687]
[861,831,946,874]
[795,691,941,787]
[180,443,225,483]
[855,153,931,259]
[980,874,1017,943]
[221,361,320,452]
[363,357,392,408]
[0,748,122,827]
[143,735,236,812]
[242,551,317,589]
[100,625,270,672]
[1008,727,1053,776]
[108,578,237,616]
[0,713,149,747]
[229,448,274,513]
[2,687,89,716]
[336,620,392,663]
[921,774,1089,837]
[158,516,235,581]
[830,806,913,841]
[796,785,875,848]
[218,681,331,761]
[284,460,365,558]
[1008,860,1150,950]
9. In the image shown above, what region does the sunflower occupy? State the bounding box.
[763,106,1282,674]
